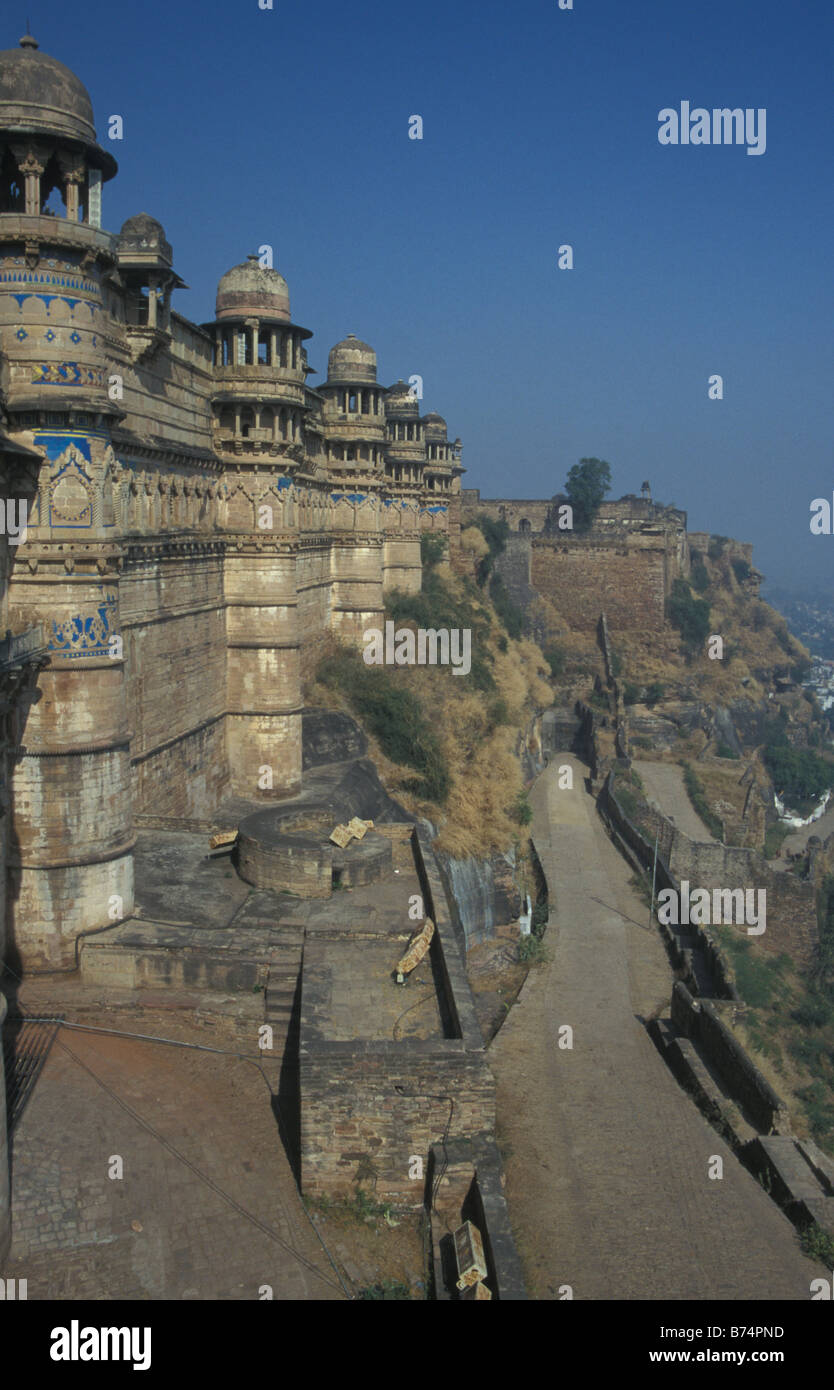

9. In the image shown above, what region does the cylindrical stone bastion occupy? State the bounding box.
[236,804,391,898]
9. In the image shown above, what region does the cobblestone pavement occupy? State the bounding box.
[3,1025,344,1300]
[632,759,717,842]
[489,757,823,1301]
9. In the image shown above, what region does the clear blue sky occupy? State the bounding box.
[16,0,834,592]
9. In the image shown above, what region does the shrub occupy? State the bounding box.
[731,557,752,584]
[763,821,791,860]
[645,681,664,707]
[489,572,524,639]
[680,761,723,840]
[543,645,565,679]
[386,570,496,693]
[359,1280,412,1300]
[763,742,832,813]
[716,741,740,760]
[800,1224,834,1267]
[790,994,833,1030]
[708,535,729,560]
[511,790,533,826]
[472,515,509,585]
[690,559,710,593]
[667,578,711,653]
[518,935,549,966]
[623,682,641,705]
[792,658,811,684]
[615,785,640,819]
[531,898,548,939]
[317,647,449,803]
[487,697,511,728]
[420,533,446,569]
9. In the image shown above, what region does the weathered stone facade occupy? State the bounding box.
[462,487,688,636]
[0,33,465,975]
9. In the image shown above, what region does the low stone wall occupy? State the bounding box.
[81,940,269,1002]
[671,982,789,1134]
[301,1042,495,1207]
[429,1136,527,1300]
[599,773,738,999]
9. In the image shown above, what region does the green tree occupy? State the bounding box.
[564,458,612,532]
[667,578,711,654]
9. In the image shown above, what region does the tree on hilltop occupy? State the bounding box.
[564,458,612,532]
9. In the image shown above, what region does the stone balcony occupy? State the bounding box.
[0,212,114,259]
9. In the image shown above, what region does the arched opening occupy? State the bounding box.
[519,518,532,535]
[0,149,23,212]
[40,154,65,216]
[240,406,255,438]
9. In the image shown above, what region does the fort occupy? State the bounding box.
[0,32,826,1301]
[461,484,694,635]
[0,33,465,980]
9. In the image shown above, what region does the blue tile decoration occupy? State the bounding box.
[31,362,104,386]
[49,585,118,659]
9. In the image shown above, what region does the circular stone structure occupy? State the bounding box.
[236,805,391,899]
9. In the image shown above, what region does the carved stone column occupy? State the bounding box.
[16,150,44,216]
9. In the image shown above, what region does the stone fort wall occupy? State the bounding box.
[0,252,437,968]
[461,488,691,636]
[531,538,669,634]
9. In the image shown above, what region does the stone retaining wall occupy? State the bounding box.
[300,826,494,1207]
[671,981,790,1134]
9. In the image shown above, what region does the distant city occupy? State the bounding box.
[765,586,834,706]
[766,587,834,660]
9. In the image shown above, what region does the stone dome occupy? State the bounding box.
[327,334,377,384]
[216,254,290,322]
[422,412,447,440]
[386,379,420,417]
[0,34,93,144]
[0,34,116,177]
[118,213,172,266]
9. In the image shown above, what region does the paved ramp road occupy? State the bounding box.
[632,759,717,842]
[489,757,821,1300]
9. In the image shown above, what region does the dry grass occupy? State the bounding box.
[305,568,554,858]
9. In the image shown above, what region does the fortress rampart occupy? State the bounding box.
[462,488,707,636]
